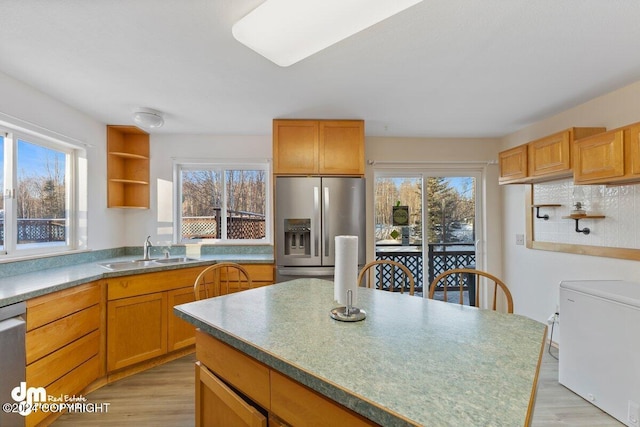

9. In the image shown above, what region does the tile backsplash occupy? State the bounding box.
[533,178,640,248]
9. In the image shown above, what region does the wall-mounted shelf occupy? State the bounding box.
[531,204,561,220]
[107,125,150,209]
[562,214,606,235]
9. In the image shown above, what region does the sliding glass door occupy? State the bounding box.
[373,169,482,299]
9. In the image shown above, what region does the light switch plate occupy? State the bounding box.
[515,234,524,245]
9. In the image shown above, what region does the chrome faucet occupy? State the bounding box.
[143,236,153,260]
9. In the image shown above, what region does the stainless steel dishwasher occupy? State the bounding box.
[0,301,26,427]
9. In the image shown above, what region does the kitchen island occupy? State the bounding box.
[175,279,547,426]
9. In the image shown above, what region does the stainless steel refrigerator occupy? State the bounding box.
[275,176,365,281]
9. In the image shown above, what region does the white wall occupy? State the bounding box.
[0,71,124,251]
[125,134,272,247]
[501,79,640,333]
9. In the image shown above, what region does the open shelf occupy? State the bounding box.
[107,125,150,209]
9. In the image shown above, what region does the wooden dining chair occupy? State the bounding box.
[193,262,253,300]
[357,260,415,295]
[428,268,513,313]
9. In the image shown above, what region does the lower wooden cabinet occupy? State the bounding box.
[196,362,267,427]
[106,263,274,373]
[106,267,203,372]
[168,286,198,351]
[195,330,375,427]
[25,281,105,427]
[107,292,168,371]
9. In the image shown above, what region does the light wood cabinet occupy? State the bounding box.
[106,263,273,372]
[107,292,168,371]
[107,125,150,208]
[25,281,105,427]
[167,286,198,351]
[196,362,267,427]
[195,330,375,427]
[498,144,528,184]
[574,123,640,184]
[499,127,605,184]
[273,119,364,175]
[528,130,572,179]
[226,263,275,293]
[106,266,204,372]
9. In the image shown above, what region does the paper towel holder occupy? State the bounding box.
[330,289,366,322]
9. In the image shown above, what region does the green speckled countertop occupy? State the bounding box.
[174,279,547,427]
[0,250,273,308]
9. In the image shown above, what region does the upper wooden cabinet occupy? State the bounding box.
[499,127,605,184]
[107,125,150,208]
[498,144,528,184]
[574,122,640,184]
[273,119,364,175]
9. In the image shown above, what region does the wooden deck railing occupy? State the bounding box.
[182,209,265,240]
[375,243,475,294]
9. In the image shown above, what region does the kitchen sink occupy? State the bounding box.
[153,257,196,264]
[99,257,196,270]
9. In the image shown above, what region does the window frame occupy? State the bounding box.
[173,158,272,245]
[0,124,83,259]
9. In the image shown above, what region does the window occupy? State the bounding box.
[176,161,270,244]
[1,127,80,257]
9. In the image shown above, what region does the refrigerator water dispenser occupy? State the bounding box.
[283,218,311,257]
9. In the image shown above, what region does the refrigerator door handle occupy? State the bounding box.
[313,186,320,257]
[324,186,330,257]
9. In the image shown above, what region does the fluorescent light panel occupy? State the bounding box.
[232,0,423,67]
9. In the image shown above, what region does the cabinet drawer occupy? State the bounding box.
[243,264,274,282]
[27,329,100,388]
[196,330,270,410]
[27,281,101,331]
[26,304,100,364]
[25,355,101,427]
[196,362,267,427]
[107,266,204,300]
[271,370,375,426]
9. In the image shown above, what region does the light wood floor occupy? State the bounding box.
[53,346,622,426]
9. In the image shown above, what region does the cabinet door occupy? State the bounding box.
[167,286,196,351]
[498,145,528,184]
[318,120,364,175]
[528,131,571,179]
[573,130,624,183]
[273,120,319,174]
[196,362,267,427]
[107,292,167,371]
[629,124,640,177]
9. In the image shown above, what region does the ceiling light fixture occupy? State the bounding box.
[133,108,164,129]
[232,0,424,67]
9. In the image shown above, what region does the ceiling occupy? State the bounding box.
[1,0,640,138]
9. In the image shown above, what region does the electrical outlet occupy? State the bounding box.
[629,400,639,426]
[515,234,524,245]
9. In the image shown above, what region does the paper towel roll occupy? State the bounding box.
[334,235,359,305]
